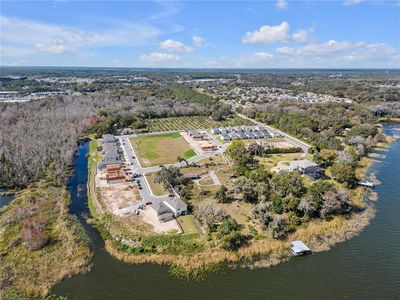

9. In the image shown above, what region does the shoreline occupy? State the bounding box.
[0,183,93,297]
[86,129,397,279]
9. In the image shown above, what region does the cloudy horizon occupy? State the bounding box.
[1,0,399,68]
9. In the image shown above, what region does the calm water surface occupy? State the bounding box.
[53,126,400,300]
[0,189,14,208]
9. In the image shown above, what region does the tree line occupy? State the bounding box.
[0,84,229,188]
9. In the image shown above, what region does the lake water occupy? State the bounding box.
[0,189,14,208]
[53,125,400,299]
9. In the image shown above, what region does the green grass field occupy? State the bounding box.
[130,132,196,167]
[147,115,253,132]
[177,215,202,234]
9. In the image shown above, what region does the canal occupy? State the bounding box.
[53,125,400,299]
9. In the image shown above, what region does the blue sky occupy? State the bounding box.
[1,0,399,68]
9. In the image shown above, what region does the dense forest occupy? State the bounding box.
[0,83,229,188]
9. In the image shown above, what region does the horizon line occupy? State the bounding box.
[1,65,399,71]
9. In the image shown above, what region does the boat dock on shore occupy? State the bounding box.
[359,181,374,187]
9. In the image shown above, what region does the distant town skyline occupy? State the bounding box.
[1,0,399,68]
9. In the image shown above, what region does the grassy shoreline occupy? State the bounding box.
[0,183,92,297]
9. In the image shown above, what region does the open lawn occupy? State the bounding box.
[147,116,253,132]
[145,172,168,196]
[257,153,305,171]
[177,215,202,234]
[130,132,196,167]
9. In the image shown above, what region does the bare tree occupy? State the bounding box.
[194,202,227,231]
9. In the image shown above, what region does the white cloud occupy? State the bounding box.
[252,52,274,60]
[275,40,400,67]
[275,0,288,10]
[192,36,205,47]
[242,21,311,44]
[160,39,193,52]
[277,40,353,56]
[292,29,310,43]
[243,21,290,44]
[139,52,180,64]
[343,0,365,5]
[342,43,399,62]
[36,40,69,54]
[0,15,160,57]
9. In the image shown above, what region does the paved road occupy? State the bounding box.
[236,113,311,153]
[117,135,223,205]
[113,119,307,213]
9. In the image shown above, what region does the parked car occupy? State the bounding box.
[133,210,140,215]
[138,205,145,210]
[138,186,143,190]
[145,202,153,206]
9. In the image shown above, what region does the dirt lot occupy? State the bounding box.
[268,141,296,148]
[96,177,141,215]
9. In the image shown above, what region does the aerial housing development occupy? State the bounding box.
[1,0,399,297]
[1,67,399,299]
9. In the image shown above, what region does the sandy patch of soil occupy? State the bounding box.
[96,177,141,215]
[269,141,295,148]
[141,208,181,233]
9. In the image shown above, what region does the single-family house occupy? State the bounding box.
[163,198,187,217]
[220,134,231,141]
[149,198,188,222]
[303,165,324,180]
[261,131,271,138]
[230,133,240,140]
[253,131,264,139]
[290,159,318,172]
[211,128,220,134]
[237,132,247,140]
[246,132,256,139]
[149,202,174,223]
[219,128,229,135]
